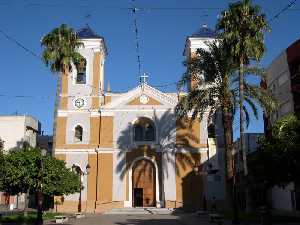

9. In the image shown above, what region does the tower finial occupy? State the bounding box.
[85,13,91,26]
[107,81,111,92]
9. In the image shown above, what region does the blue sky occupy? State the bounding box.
[0,0,299,136]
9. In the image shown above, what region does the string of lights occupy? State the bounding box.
[0,1,299,96]
[268,0,298,23]
[131,0,143,78]
[0,29,40,58]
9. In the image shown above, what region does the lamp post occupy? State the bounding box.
[72,164,90,213]
[36,149,47,225]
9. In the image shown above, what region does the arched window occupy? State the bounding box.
[74,125,83,142]
[76,58,87,84]
[133,117,155,142]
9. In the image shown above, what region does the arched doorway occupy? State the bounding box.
[132,159,156,207]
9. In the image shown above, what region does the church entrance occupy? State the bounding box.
[132,159,156,207]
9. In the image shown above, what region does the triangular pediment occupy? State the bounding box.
[103,84,178,109]
[126,94,162,106]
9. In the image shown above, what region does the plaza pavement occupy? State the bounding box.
[44,209,258,225]
[44,211,300,225]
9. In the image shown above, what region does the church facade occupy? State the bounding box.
[54,25,226,213]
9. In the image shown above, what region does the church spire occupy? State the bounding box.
[107,81,111,93]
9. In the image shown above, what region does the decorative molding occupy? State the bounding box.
[55,148,127,154]
[54,147,207,154]
[103,84,178,109]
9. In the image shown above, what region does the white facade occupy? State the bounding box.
[0,115,40,209]
[266,51,294,123]
[266,46,298,212]
[0,115,40,151]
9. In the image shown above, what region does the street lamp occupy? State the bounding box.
[36,148,47,225]
[72,164,90,213]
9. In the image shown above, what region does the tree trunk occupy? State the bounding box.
[222,106,233,180]
[23,190,30,217]
[239,60,248,176]
[36,189,43,225]
[222,105,239,223]
[239,59,250,212]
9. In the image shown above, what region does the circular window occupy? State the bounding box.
[139,94,149,104]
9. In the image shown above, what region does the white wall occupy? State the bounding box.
[0,116,39,151]
[271,183,295,211]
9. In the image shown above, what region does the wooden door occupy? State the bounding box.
[132,159,156,207]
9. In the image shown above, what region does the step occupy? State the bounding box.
[104,208,150,215]
[104,208,173,215]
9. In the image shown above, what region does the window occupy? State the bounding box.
[76,58,87,84]
[74,125,83,142]
[133,117,155,142]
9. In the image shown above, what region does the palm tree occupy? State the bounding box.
[40,24,83,225]
[217,0,269,176]
[41,23,84,147]
[175,41,274,222]
[176,41,236,178]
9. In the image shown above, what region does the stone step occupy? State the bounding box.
[104,208,173,215]
[146,208,173,215]
[104,208,150,215]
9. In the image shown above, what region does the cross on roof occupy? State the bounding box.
[140,73,149,84]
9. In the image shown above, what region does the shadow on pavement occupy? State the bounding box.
[115,218,182,225]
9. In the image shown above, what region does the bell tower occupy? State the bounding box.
[183,24,216,90]
[59,24,107,112]
[55,25,107,150]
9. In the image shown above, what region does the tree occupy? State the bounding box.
[217,0,269,177]
[176,41,274,177]
[249,114,300,187]
[41,24,84,151]
[0,137,4,151]
[176,41,236,179]
[175,40,274,223]
[0,146,80,224]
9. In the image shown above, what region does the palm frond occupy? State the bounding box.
[243,105,250,128]
[41,24,84,74]
[244,96,259,120]
[244,83,277,114]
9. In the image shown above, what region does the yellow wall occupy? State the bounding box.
[61,73,68,95]
[99,117,114,148]
[91,97,100,109]
[104,95,111,105]
[55,117,66,148]
[87,154,97,202]
[98,153,113,202]
[175,152,203,209]
[92,52,101,95]
[60,97,68,110]
[54,154,66,161]
[90,117,100,146]
[89,116,113,148]
[176,119,206,148]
